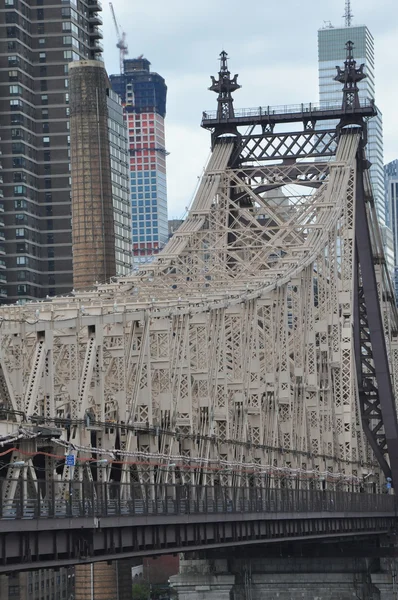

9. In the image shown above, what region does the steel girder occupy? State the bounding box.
[354,150,398,484]
[0,127,396,507]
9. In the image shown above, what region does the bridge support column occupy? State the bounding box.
[230,556,379,600]
[74,560,132,600]
[169,559,235,600]
[371,559,398,600]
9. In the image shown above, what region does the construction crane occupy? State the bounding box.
[109,2,128,74]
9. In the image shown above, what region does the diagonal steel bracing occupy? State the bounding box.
[0,47,396,511]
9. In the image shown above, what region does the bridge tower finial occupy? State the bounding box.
[334,41,366,111]
[209,51,241,121]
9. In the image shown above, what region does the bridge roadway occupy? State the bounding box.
[0,484,396,572]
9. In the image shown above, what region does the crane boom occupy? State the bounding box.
[109,2,128,74]
[109,2,119,37]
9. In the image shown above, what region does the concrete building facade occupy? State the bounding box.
[0,567,73,600]
[0,0,104,303]
[110,58,168,266]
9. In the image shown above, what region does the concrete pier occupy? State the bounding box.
[170,555,398,600]
[169,559,235,600]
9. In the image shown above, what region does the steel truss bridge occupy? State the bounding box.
[0,45,398,569]
[0,483,396,572]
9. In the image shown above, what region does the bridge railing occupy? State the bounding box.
[202,100,375,121]
[0,481,395,520]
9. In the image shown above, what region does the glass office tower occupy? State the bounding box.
[107,89,131,276]
[318,24,394,276]
[318,26,385,224]
[110,58,168,266]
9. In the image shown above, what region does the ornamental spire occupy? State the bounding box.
[335,41,366,111]
[209,51,241,121]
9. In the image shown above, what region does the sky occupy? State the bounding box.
[101,0,398,218]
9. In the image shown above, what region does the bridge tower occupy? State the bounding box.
[0,42,397,575]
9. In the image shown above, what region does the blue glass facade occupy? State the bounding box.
[109,59,168,264]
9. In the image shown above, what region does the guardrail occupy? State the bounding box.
[0,482,395,520]
[202,100,375,121]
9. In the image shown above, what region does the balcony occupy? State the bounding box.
[0,288,7,299]
[0,259,5,269]
[91,42,103,54]
[0,191,3,200]
[89,26,103,40]
[87,0,102,11]
[0,246,5,255]
[0,219,5,228]
[0,204,4,213]
[89,13,103,25]
[0,274,6,284]
[0,232,5,241]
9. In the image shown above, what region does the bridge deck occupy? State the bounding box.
[0,488,396,572]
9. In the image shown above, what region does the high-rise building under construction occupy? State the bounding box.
[110,58,168,265]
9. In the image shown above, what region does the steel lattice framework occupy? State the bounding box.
[0,47,397,508]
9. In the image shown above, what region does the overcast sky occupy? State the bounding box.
[101,0,398,218]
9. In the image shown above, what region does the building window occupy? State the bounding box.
[9,586,20,596]
[39,52,46,62]
[41,95,48,104]
[39,38,46,45]
[17,256,27,265]
[9,99,22,110]
[15,228,25,238]
[14,199,27,209]
[17,284,27,294]
[8,55,19,66]
[43,136,50,146]
[9,85,22,95]
[14,185,26,195]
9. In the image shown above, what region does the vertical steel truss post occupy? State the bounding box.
[354,147,398,485]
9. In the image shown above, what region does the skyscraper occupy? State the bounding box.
[385,159,398,299]
[110,58,168,265]
[107,88,131,276]
[0,0,103,303]
[318,24,385,225]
